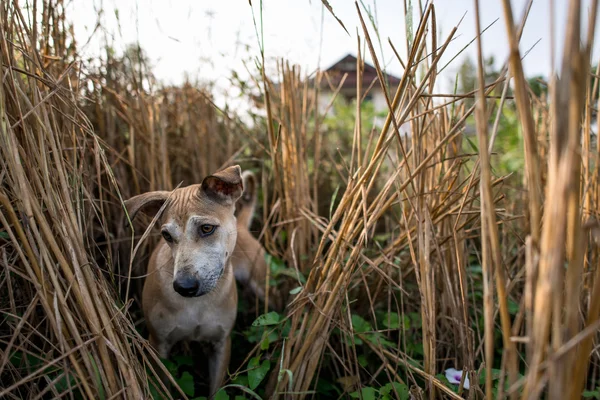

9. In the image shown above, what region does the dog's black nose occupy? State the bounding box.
[173,276,200,297]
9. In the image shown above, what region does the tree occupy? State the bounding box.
[456,55,502,108]
[527,75,548,98]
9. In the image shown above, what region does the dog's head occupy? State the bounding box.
[125,165,243,297]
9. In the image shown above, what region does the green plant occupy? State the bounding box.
[349,382,410,400]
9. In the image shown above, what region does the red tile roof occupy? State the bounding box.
[321,54,401,91]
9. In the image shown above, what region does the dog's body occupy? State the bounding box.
[232,171,280,310]
[232,171,268,303]
[125,166,243,397]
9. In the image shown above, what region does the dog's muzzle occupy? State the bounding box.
[173,275,210,297]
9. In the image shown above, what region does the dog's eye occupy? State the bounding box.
[161,230,174,243]
[199,224,216,236]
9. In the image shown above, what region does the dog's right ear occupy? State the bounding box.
[124,191,171,222]
[201,165,243,206]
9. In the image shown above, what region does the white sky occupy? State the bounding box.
[68,0,600,102]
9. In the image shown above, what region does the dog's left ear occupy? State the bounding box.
[201,165,244,205]
[124,191,171,222]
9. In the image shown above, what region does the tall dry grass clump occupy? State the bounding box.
[0,1,171,398]
[263,0,600,399]
[266,4,491,398]
[258,61,320,276]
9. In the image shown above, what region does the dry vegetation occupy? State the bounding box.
[1,0,600,399]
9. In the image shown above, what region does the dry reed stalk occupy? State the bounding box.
[518,0,599,398]
[500,0,542,249]
[268,61,318,275]
[0,1,170,398]
[241,60,330,314]
[563,1,599,398]
[472,1,517,398]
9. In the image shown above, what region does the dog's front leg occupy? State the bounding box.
[208,336,231,398]
[149,333,173,359]
[149,333,175,392]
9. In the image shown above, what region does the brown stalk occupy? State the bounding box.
[473,1,517,398]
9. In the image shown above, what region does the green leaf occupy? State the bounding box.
[409,342,424,356]
[26,353,45,371]
[248,357,271,390]
[289,286,302,295]
[436,373,459,394]
[467,264,483,274]
[380,382,410,400]
[315,378,340,396]
[365,332,396,348]
[466,136,479,153]
[583,391,600,399]
[273,267,306,282]
[408,312,422,329]
[213,389,229,400]
[220,384,263,400]
[329,184,340,219]
[54,372,78,394]
[231,373,249,387]
[265,253,286,272]
[149,380,161,400]
[478,368,503,385]
[352,336,364,346]
[383,313,400,329]
[508,298,520,315]
[373,232,391,243]
[178,371,195,397]
[381,313,410,330]
[349,387,377,400]
[252,311,281,327]
[266,253,306,283]
[278,229,287,242]
[358,354,368,368]
[351,315,372,333]
[161,358,178,376]
[0,231,9,239]
[260,330,271,350]
[88,354,106,400]
[173,354,194,367]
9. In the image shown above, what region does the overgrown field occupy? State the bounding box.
[1,0,600,399]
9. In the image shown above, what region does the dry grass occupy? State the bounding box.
[2,0,600,399]
[0,1,167,398]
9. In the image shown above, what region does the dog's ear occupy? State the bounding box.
[124,191,171,221]
[201,165,244,205]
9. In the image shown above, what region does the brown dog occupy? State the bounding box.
[125,165,243,397]
[232,171,280,310]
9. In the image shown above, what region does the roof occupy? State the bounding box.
[320,54,401,91]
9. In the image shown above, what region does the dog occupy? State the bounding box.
[232,170,281,311]
[125,165,243,397]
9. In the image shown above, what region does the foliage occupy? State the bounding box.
[456,55,502,108]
